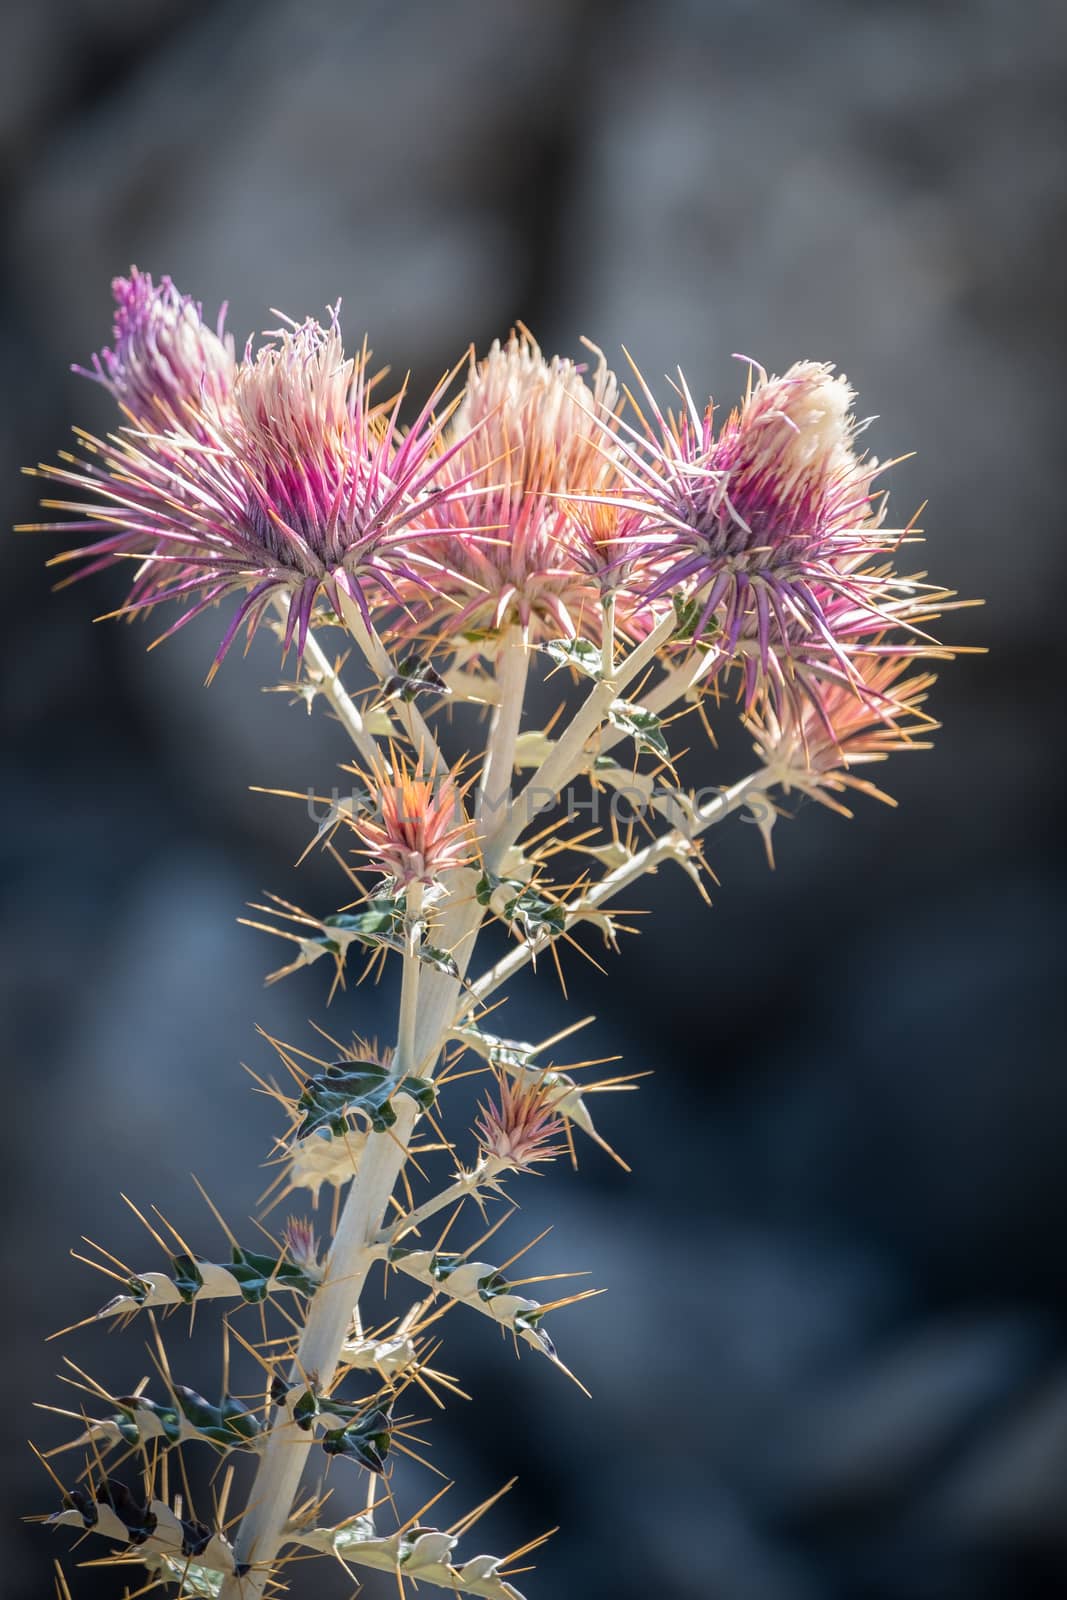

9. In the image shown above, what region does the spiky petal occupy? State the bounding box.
[281,1216,321,1276]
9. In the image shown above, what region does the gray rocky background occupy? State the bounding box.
[2,2,1065,1597]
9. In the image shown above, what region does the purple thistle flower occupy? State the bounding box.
[609,358,922,701]
[33,294,477,672]
[77,268,236,432]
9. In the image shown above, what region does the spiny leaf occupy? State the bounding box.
[607,698,670,761]
[50,1483,241,1581]
[672,591,722,645]
[96,1247,320,1320]
[293,1514,528,1599]
[540,636,602,679]
[383,655,450,702]
[322,896,406,944]
[297,1060,436,1139]
[285,1387,393,1471]
[320,1408,393,1471]
[75,1386,264,1455]
[476,873,566,944]
[385,1245,559,1362]
[419,942,461,977]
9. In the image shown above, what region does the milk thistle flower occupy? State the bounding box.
[610,358,914,702]
[31,283,477,669]
[417,326,626,643]
[25,276,973,1600]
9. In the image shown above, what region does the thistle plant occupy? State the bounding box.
[22,271,971,1599]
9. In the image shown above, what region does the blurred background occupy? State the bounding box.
[3,2,1065,1596]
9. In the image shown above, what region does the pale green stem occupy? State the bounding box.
[490,608,677,865]
[335,588,446,774]
[464,767,776,1014]
[477,628,529,850]
[271,592,382,768]
[223,881,426,1594]
[299,626,383,768]
[601,591,616,680]
[375,1153,509,1249]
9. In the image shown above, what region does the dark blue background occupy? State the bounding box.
[3,3,1064,1596]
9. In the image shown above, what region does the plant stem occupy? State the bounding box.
[464,767,776,1013]
[335,588,446,774]
[477,627,528,851]
[601,591,616,680]
[375,1155,506,1248]
[222,818,429,1595]
[492,608,676,863]
[221,1098,419,1596]
[300,627,383,767]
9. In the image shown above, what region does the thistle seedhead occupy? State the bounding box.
[27,275,971,1600]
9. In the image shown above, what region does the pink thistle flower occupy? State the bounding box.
[414,326,625,642]
[77,268,236,432]
[748,651,939,812]
[281,1216,321,1276]
[32,297,474,671]
[475,1071,564,1169]
[351,755,476,889]
[611,358,915,697]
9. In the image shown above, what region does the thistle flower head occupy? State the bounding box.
[281,1216,320,1276]
[475,1070,564,1169]
[417,327,624,641]
[351,755,475,889]
[80,267,235,429]
[38,291,469,669]
[748,650,938,810]
[613,358,907,698]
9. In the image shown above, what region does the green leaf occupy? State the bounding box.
[109,1387,264,1453]
[418,943,460,978]
[383,656,449,703]
[476,874,565,943]
[540,637,603,679]
[320,1407,392,1472]
[170,1254,205,1304]
[475,871,523,908]
[297,1061,436,1139]
[113,1250,320,1316]
[672,592,722,645]
[607,699,670,761]
[323,896,405,945]
[503,885,566,942]
[226,1245,316,1303]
